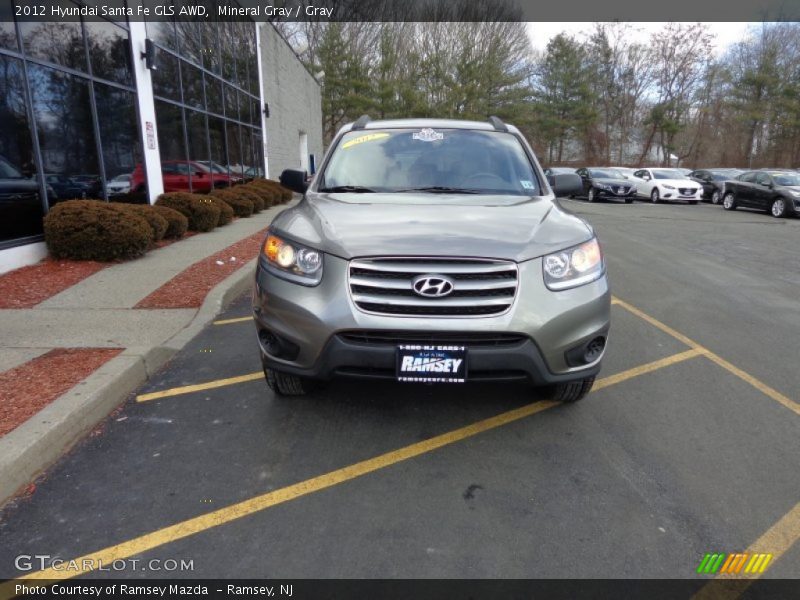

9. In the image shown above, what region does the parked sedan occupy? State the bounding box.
[722,170,800,217]
[543,167,577,178]
[107,173,132,196]
[631,168,702,203]
[45,174,88,199]
[576,167,636,203]
[689,169,743,204]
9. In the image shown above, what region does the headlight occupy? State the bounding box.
[262,232,323,286]
[661,184,675,190]
[543,238,605,291]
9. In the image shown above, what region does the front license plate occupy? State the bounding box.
[396,345,467,383]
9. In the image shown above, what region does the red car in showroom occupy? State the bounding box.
[130,160,235,194]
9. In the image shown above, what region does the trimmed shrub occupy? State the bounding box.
[113,203,168,242]
[44,200,152,261]
[150,205,188,239]
[228,186,264,212]
[155,192,220,232]
[210,189,254,217]
[240,183,277,207]
[206,194,234,226]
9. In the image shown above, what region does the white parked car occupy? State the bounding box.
[107,173,131,195]
[631,168,702,204]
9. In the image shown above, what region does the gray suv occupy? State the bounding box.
[253,117,610,402]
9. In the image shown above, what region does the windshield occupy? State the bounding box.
[589,169,624,179]
[772,172,800,186]
[320,128,540,195]
[652,169,685,180]
[111,174,130,183]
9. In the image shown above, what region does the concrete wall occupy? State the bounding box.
[259,24,323,179]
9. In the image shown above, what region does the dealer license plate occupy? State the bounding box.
[396,345,467,383]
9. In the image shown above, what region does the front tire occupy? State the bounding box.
[650,188,660,203]
[771,198,788,218]
[551,376,595,403]
[711,189,722,204]
[587,187,597,202]
[722,192,736,210]
[263,364,314,396]
[624,197,634,204]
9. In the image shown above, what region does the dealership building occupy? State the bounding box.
[0,1,322,273]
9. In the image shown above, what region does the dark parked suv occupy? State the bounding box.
[252,117,611,403]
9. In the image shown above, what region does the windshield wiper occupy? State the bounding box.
[318,185,376,193]
[396,186,482,194]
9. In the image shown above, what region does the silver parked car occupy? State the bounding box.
[253,117,611,402]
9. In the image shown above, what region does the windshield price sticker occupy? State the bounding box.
[520,180,535,189]
[412,128,444,142]
[342,132,390,150]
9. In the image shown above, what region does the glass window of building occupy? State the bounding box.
[85,21,132,87]
[143,1,177,51]
[27,63,99,205]
[208,116,227,176]
[224,84,237,121]
[18,3,86,72]
[205,73,223,116]
[1,0,18,52]
[0,54,43,244]
[95,83,144,202]
[181,60,204,110]
[152,51,181,102]
[155,100,186,162]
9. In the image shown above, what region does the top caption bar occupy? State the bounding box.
[6,0,800,22]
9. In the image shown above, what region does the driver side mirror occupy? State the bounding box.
[280,169,309,194]
[547,173,582,198]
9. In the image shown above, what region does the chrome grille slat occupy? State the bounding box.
[349,257,518,317]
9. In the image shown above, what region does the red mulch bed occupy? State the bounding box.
[0,259,108,309]
[135,228,268,309]
[0,348,123,437]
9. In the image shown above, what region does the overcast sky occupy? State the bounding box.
[527,22,756,56]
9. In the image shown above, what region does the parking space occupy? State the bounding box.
[1,199,798,587]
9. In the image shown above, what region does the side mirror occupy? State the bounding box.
[548,173,582,198]
[280,169,309,194]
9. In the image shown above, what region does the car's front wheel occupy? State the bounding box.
[711,189,722,204]
[722,192,737,210]
[550,376,595,403]
[587,187,597,202]
[263,364,315,396]
[650,188,660,203]
[771,198,788,218]
[624,197,634,204]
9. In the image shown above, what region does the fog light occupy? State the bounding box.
[565,335,607,367]
[584,337,605,363]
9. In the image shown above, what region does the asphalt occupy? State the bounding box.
[0,199,798,584]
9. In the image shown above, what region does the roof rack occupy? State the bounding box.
[488,115,507,132]
[351,115,371,131]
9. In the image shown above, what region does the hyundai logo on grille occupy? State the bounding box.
[412,275,454,298]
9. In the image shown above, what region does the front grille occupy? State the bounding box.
[679,188,697,195]
[339,331,527,346]
[349,257,518,317]
[612,186,630,194]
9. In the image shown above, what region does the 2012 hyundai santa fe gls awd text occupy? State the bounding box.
[252,116,610,402]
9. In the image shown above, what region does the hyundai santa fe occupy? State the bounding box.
[253,117,610,402]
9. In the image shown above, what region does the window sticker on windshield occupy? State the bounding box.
[342,132,390,149]
[412,128,444,142]
[520,180,534,190]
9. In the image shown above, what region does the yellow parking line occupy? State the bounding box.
[612,296,800,417]
[592,348,703,391]
[136,372,262,403]
[213,316,252,325]
[7,352,693,584]
[692,502,800,600]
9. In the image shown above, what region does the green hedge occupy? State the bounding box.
[206,195,235,225]
[228,186,264,212]
[44,200,152,261]
[150,205,188,239]
[155,192,220,232]
[210,189,254,217]
[113,203,168,241]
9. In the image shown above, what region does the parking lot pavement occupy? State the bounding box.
[0,199,798,585]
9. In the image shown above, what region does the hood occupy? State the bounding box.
[594,178,632,187]
[269,192,593,262]
[653,178,699,187]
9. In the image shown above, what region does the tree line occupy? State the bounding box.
[276,20,800,169]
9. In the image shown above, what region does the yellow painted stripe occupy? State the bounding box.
[136,372,262,403]
[4,351,695,586]
[213,316,252,325]
[693,504,800,600]
[612,296,800,417]
[743,554,759,574]
[592,348,702,391]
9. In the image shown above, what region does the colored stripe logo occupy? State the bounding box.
[696,552,773,574]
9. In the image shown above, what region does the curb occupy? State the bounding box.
[0,259,258,506]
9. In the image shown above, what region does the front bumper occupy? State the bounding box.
[252,254,611,384]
